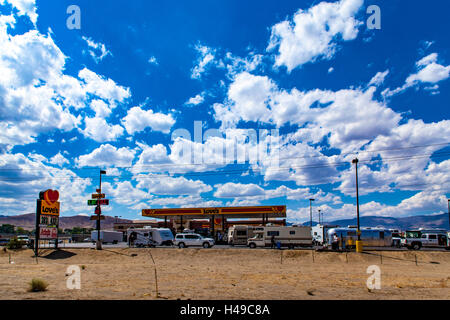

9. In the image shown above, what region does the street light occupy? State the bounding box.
[447,199,450,231]
[309,198,315,227]
[96,169,106,250]
[352,158,362,252]
[318,209,321,225]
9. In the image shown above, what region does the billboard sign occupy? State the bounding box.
[39,227,57,239]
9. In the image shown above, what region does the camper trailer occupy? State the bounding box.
[227,225,264,246]
[91,230,122,244]
[127,228,174,247]
[247,226,312,249]
[326,227,392,248]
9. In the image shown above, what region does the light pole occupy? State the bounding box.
[318,209,321,225]
[447,199,450,231]
[96,169,106,250]
[352,158,362,252]
[309,198,315,227]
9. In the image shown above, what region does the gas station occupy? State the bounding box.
[141,205,287,238]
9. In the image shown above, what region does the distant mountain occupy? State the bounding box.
[0,213,132,230]
[302,213,450,230]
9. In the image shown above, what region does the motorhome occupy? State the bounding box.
[326,227,392,248]
[227,225,264,246]
[401,229,449,250]
[127,227,174,247]
[247,226,312,249]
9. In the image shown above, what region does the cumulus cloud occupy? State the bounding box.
[76,144,136,168]
[267,0,364,71]
[49,152,70,167]
[185,93,205,106]
[1,0,37,24]
[135,173,212,196]
[368,70,389,87]
[122,106,175,135]
[82,117,124,142]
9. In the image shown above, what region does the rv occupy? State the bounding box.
[326,227,392,248]
[401,229,450,250]
[91,230,123,244]
[247,226,312,249]
[227,225,264,246]
[127,228,174,247]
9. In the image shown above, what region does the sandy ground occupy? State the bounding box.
[0,247,449,300]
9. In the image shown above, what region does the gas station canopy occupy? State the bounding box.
[142,205,286,219]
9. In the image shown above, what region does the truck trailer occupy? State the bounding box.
[91,230,123,244]
[127,227,174,247]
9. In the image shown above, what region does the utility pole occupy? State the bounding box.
[318,209,321,225]
[309,198,315,227]
[352,158,362,252]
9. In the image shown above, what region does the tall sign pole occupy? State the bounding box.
[352,158,362,252]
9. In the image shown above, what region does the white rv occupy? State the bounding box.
[311,224,339,245]
[91,230,123,244]
[127,228,174,247]
[227,225,264,246]
[247,226,313,249]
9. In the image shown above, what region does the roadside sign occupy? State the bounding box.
[96,189,101,193]
[88,199,109,206]
[39,215,59,226]
[39,227,57,239]
[95,206,101,215]
[92,193,105,199]
[90,215,105,221]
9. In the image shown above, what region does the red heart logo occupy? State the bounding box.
[45,190,59,203]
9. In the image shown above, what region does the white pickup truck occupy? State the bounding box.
[401,229,450,250]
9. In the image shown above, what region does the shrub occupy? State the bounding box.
[28,278,48,292]
[7,237,24,250]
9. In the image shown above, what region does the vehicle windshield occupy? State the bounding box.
[405,231,421,238]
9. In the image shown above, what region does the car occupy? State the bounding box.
[0,238,9,246]
[173,233,214,248]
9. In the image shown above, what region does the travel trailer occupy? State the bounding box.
[227,225,264,246]
[326,227,392,248]
[247,226,312,249]
[127,227,174,247]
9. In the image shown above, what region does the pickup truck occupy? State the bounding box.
[401,229,450,250]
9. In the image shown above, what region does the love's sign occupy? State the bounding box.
[38,189,60,216]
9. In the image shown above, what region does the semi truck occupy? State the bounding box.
[247,226,313,249]
[91,230,123,244]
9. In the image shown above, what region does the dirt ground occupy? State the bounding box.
[0,247,449,300]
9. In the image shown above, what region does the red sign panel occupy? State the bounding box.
[39,227,57,239]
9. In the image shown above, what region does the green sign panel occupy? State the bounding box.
[87,199,109,206]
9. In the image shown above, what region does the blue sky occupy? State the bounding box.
[0,0,450,223]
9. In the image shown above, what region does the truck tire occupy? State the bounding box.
[412,242,422,250]
[178,242,186,248]
[249,242,256,249]
[202,242,210,248]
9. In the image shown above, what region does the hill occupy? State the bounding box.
[302,213,450,230]
[0,213,132,230]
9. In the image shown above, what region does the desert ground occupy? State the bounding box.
[0,247,449,300]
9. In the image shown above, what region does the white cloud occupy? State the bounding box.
[267,0,364,71]
[368,70,389,87]
[122,106,175,135]
[185,93,205,106]
[191,44,217,79]
[82,36,112,63]
[135,173,212,196]
[49,152,69,167]
[82,117,124,142]
[148,56,158,65]
[1,0,37,24]
[328,67,334,73]
[76,144,136,168]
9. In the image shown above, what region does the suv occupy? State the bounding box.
[174,233,214,248]
[401,229,450,250]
